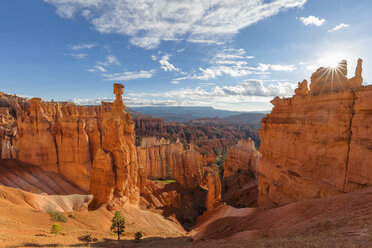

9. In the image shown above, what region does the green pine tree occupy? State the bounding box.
[110,211,125,240]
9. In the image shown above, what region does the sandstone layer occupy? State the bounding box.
[223,138,261,207]
[0,84,139,209]
[137,137,221,205]
[136,137,221,228]
[0,85,223,226]
[137,138,211,187]
[259,59,372,206]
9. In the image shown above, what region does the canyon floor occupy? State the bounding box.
[1,184,372,248]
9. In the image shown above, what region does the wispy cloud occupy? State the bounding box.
[88,65,106,72]
[298,16,325,26]
[173,63,296,81]
[97,55,120,66]
[68,53,88,59]
[45,0,307,49]
[159,55,180,72]
[215,48,249,60]
[328,23,349,32]
[69,79,296,111]
[68,43,96,50]
[261,64,297,71]
[186,39,224,45]
[102,69,156,81]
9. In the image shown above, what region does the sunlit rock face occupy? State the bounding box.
[136,138,221,229]
[137,137,222,209]
[258,59,372,206]
[0,84,140,209]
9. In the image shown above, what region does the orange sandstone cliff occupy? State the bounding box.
[0,84,139,209]
[136,137,221,228]
[0,84,222,225]
[222,138,261,207]
[258,59,372,206]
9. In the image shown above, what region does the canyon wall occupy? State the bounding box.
[258,59,372,206]
[137,138,211,187]
[223,138,260,178]
[136,137,221,228]
[0,84,140,209]
[135,117,164,133]
[137,137,221,205]
[0,86,222,220]
[222,138,261,207]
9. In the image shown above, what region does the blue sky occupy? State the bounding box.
[1,0,371,111]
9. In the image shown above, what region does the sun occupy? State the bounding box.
[318,53,345,68]
[315,47,357,70]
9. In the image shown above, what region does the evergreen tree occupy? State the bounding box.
[110,211,125,240]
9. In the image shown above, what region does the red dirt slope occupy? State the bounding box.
[194,186,372,241]
[0,159,85,194]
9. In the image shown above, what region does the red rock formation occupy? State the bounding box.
[136,137,221,228]
[224,138,260,178]
[135,117,164,133]
[0,159,85,195]
[223,138,261,207]
[137,163,221,230]
[137,138,210,188]
[0,84,139,209]
[258,59,372,206]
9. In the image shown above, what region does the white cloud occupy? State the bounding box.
[159,55,180,72]
[45,0,307,49]
[68,43,96,50]
[97,55,120,66]
[174,62,296,81]
[132,79,296,99]
[68,53,88,59]
[298,62,317,71]
[186,39,224,45]
[305,64,317,71]
[215,60,248,66]
[70,96,113,105]
[169,48,277,81]
[69,79,295,111]
[95,65,106,72]
[102,69,156,81]
[88,65,107,72]
[328,23,350,32]
[298,16,325,26]
[151,55,157,61]
[267,64,297,71]
[216,48,246,59]
[171,81,180,85]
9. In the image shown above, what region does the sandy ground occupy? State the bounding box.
[1,185,372,247]
[0,185,185,248]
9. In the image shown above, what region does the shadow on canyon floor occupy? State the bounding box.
[21,235,372,248]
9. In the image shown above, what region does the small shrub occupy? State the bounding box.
[51,223,62,235]
[48,210,67,222]
[78,234,98,242]
[134,231,143,242]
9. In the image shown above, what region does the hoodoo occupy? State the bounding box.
[0,83,140,209]
[258,59,372,206]
[223,138,261,207]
